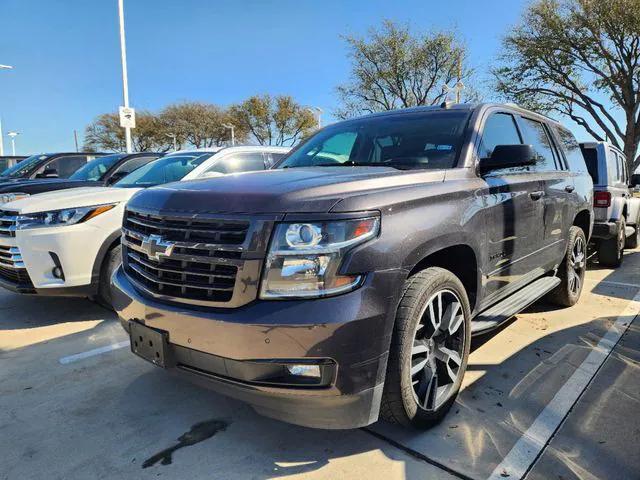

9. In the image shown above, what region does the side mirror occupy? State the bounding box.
[36,167,59,179]
[479,144,536,174]
[106,171,129,186]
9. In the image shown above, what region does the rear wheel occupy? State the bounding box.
[381,267,471,428]
[96,245,122,310]
[625,225,639,249]
[598,218,625,267]
[549,226,586,307]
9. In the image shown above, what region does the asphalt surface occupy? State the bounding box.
[1,249,638,480]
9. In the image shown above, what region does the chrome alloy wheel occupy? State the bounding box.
[410,289,466,412]
[569,236,585,295]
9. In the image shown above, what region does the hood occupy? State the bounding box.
[3,186,141,214]
[128,167,446,214]
[0,178,100,194]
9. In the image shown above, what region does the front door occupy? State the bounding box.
[477,111,546,305]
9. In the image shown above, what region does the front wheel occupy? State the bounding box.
[381,267,471,429]
[96,245,122,310]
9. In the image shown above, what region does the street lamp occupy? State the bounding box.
[165,133,178,151]
[222,124,235,146]
[7,131,19,156]
[117,0,133,153]
[0,63,14,156]
[306,106,323,128]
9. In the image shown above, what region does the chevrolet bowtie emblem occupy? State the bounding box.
[140,234,175,261]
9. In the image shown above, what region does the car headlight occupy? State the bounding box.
[16,203,118,230]
[259,216,380,299]
[0,193,29,205]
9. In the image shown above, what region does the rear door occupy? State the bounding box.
[518,117,577,270]
[477,110,546,302]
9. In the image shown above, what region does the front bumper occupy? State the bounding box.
[112,265,404,429]
[0,223,108,296]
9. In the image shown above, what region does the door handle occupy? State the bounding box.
[565,185,575,193]
[530,190,544,200]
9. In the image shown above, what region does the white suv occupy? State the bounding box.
[0,146,289,307]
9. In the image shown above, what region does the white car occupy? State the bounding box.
[0,146,289,307]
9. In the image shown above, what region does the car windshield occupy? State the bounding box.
[277,110,471,170]
[0,154,49,178]
[69,154,126,181]
[114,153,214,188]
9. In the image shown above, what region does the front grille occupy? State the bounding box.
[0,245,33,287]
[0,210,18,237]
[122,208,270,308]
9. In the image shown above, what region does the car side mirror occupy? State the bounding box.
[36,167,59,179]
[106,171,129,186]
[479,144,536,174]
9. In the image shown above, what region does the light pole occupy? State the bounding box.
[117,0,132,153]
[223,124,235,146]
[306,106,323,128]
[165,133,177,151]
[7,131,19,156]
[0,64,14,156]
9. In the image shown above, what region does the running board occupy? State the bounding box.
[471,276,561,335]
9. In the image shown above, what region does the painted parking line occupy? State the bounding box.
[585,278,640,289]
[486,289,640,480]
[59,340,129,365]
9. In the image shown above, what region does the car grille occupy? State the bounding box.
[0,245,33,288]
[122,208,269,308]
[0,210,18,237]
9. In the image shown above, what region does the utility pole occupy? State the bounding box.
[74,130,79,152]
[166,133,177,151]
[118,0,133,153]
[7,131,19,155]
[223,124,235,146]
[0,64,14,156]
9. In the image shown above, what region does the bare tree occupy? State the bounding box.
[494,0,640,174]
[335,20,476,118]
[229,95,316,146]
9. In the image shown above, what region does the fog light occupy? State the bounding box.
[52,267,63,279]
[286,364,321,379]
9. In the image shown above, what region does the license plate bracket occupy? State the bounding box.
[129,321,174,368]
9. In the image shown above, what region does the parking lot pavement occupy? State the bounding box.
[1,249,638,480]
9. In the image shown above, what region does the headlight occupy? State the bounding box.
[259,216,380,299]
[16,203,117,230]
[0,193,29,205]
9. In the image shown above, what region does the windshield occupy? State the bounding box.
[0,154,49,178]
[115,153,214,188]
[69,154,126,181]
[277,110,471,170]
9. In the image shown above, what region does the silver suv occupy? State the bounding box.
[580,142,640,266]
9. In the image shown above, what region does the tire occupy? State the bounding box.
[548,226,587,307]
[625,225,639,249]
[96,245,122,310]
[598,217,625,267]
[381,267,471,429]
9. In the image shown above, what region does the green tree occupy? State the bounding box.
[336,20,476,118]
[494,0,640,174]
[229,95,316,146]
[83,111,171,152]
[159,102,247,148]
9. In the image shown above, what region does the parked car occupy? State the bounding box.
[0,146,289,308]
[0,152,106,184]
[0,156,27,172]
[110,103,593,430]
[0,152,164,205]
[580,142,640,266]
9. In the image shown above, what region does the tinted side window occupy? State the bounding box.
[580,147,599,184]
[112,156,158,176]
[206,153,266,175]
[519,118,557,171]
[479,113,522,159]
[41,155,88,178]
[264,152,286,168]
[554,127,585,173]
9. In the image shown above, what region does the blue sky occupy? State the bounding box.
[1,0,532,154]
